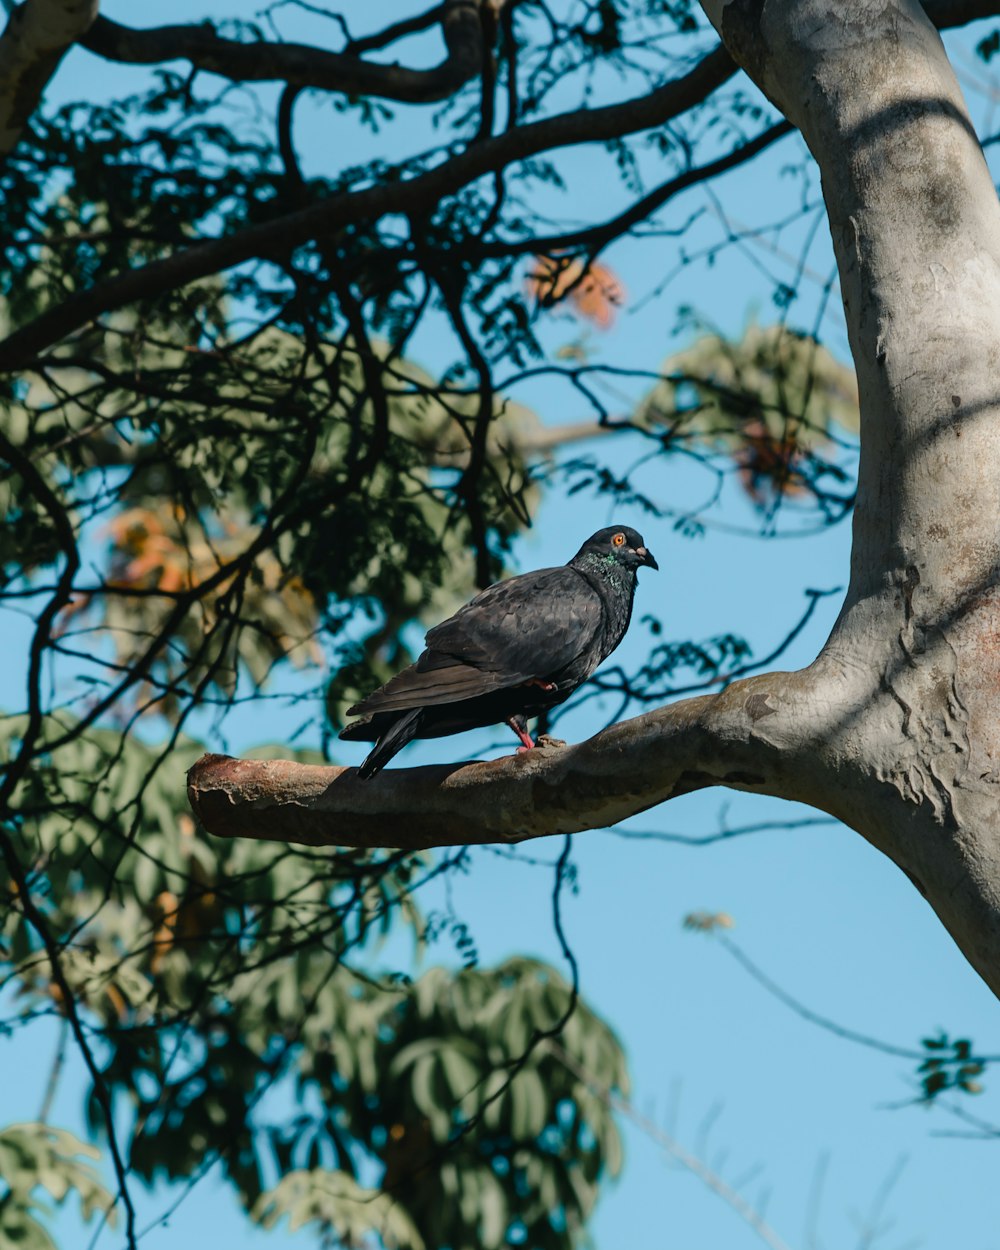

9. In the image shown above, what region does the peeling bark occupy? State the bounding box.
[189,0,1000,1003]
[0,0,99,156]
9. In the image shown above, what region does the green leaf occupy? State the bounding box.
[0,1123,116,1246]
[252,1169,424,1249]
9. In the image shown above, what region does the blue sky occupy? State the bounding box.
[5,4,1000,1249]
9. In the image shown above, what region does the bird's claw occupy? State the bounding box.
[522,678,558,692]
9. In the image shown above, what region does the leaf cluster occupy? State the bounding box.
[0,1124,116,1250]
[1,716,625,1247]
[635,318,858,515]
[918,1033,986,1102]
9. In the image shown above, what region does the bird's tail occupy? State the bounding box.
[357,707,424,780]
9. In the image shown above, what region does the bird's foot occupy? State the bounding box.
[516,744,533,754]
[522,678,558,692]
[536,734,567,749]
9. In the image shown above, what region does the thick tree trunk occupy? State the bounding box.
[699,0,1000,996]
[189,0,1000,1000]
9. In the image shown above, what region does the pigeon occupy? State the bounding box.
[340,524,658,779]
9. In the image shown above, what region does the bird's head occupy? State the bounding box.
[573,525,659,573]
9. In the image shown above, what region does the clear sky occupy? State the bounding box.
[5,5,1000,1250]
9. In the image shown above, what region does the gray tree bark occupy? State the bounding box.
[0,0,99,156]
[189,0,1000,1001]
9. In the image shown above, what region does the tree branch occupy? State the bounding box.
[80,1,483,104]
[0,0,98,156]
[1,0,991,371]
[187,672,819,850]
[478,119,792,259]
[923,0,1000,22]
[0,47,736,371]
[548,1040,799,1250]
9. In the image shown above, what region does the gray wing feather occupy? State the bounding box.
[346,566,602,717]
[425,566,601,673]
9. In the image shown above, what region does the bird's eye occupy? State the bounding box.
[612,532,626,546]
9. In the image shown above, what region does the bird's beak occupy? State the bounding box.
[635,546,659,570]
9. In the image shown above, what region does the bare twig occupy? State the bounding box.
[548,1040,798,1250]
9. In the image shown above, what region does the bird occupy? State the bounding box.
[339,524,658,779]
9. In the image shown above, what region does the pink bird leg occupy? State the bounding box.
[507,717,536,752]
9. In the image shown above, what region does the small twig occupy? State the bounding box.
[547,1039,798,1250]
[717,935,1000,1064]
[605,814,837,847]
[38,1015,69,1125]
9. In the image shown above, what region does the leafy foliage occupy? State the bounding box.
[253,1170,425,1248]
[0,1124,115,1250]
[525,257,627,328]
[918,1033,986,1102]
[1,717,625,1246]
[636,319,858,513]
[682,911,735,933]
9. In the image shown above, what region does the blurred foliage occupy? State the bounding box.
[526,257,627,328]
[261,960,626,1250]
[682,911,735,933]
[918,1033,986,1102]
[253,1170,425,1248]
[636,319,858,512]
[977,27,1000,60]
[0,1124,116,1250]
[1,717,625,1248]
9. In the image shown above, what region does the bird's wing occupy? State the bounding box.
[425,565,601,672]
[346,567,602,716]
[345,657,517,716]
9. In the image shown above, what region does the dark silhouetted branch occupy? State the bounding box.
[81,0,482,104]
[0,46,736,371]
